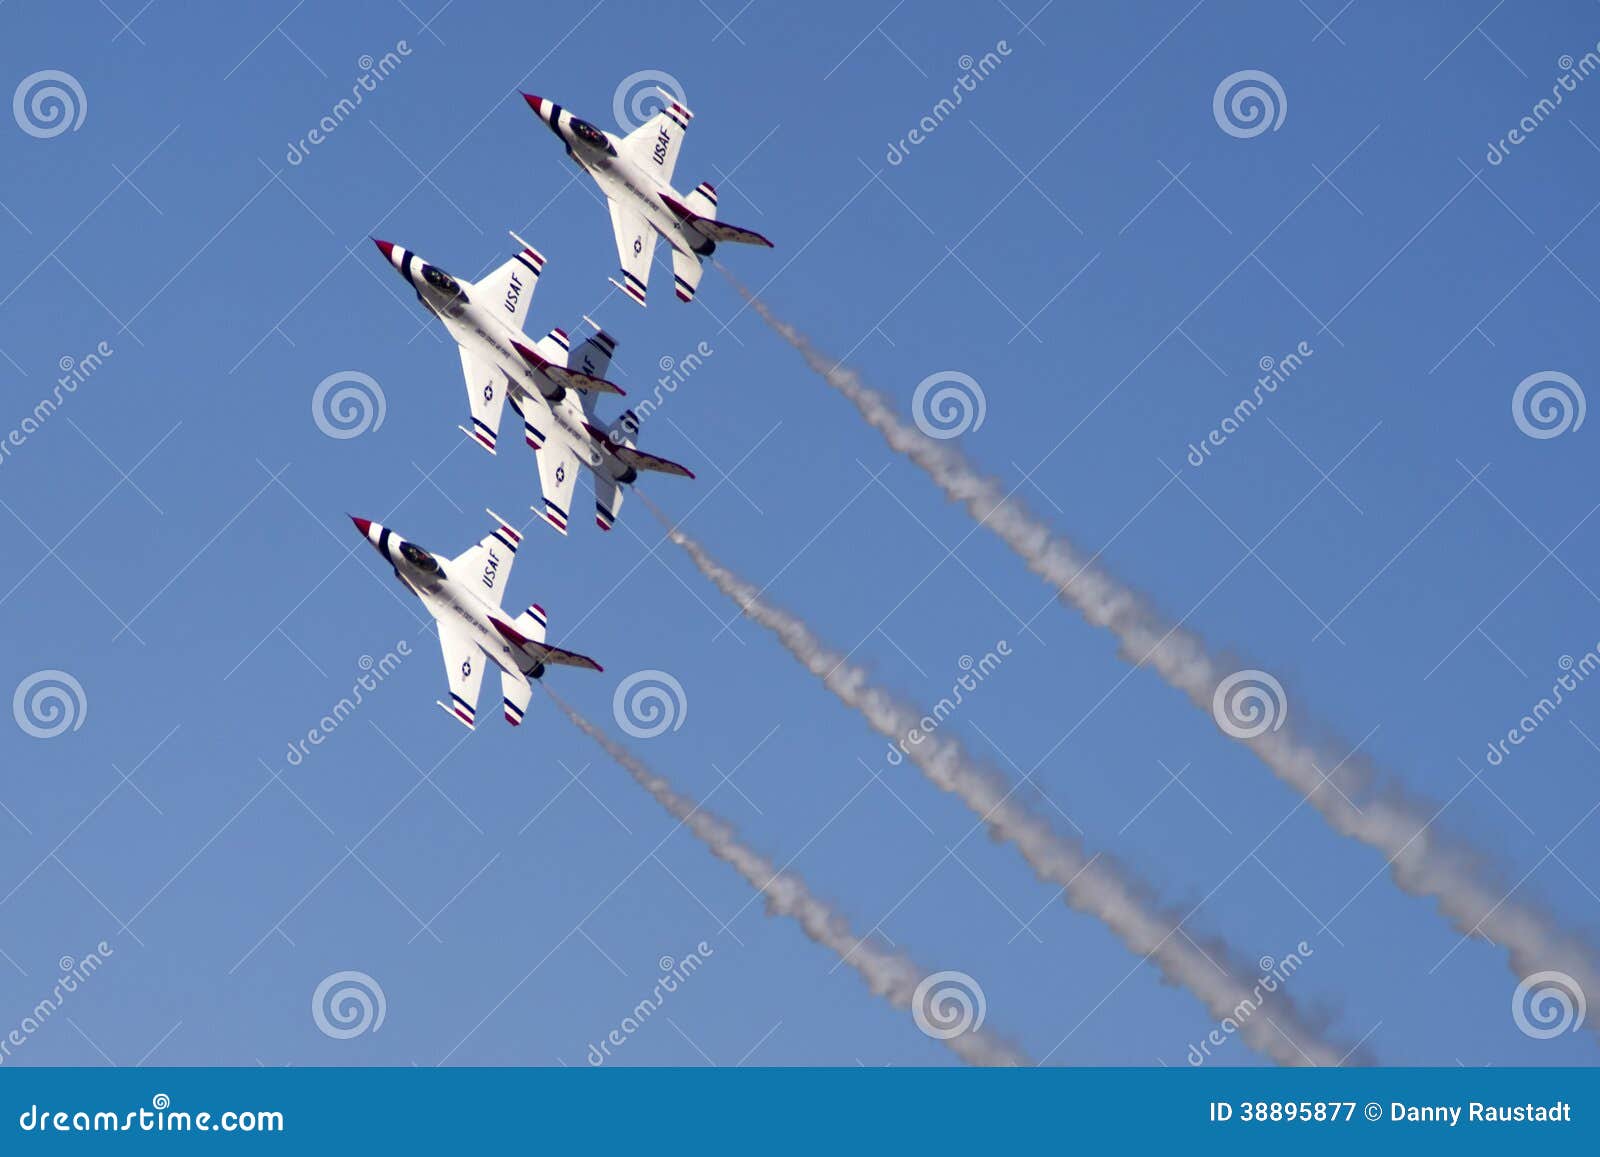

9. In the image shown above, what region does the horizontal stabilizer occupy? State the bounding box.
[511,339,625,396]
[614,443,695,479]
[491,617,604,674]
[658,192,774,247]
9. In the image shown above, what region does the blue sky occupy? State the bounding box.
[1,0,1598,1068]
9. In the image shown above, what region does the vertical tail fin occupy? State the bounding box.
[510,602,547,643]
[594,475,624,531]
[684,182,717,218]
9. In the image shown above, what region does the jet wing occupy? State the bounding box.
[607,199,657,307]
[617,98,692,185]
[532,440,581,535]
[435,619,487,729]
[475,242,544,335]
[447,510,521,609]
[458,348,509,453]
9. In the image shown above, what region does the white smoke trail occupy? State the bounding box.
[550,691,1030,1067]
[731,280,1600,1022]
[645,503,1352,1067]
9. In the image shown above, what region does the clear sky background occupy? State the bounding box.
[2,0,1599,1068]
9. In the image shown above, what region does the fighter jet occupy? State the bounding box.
[371,235,624,454]
[371,235,694,534]
[522,90,773,306]
[509,355,695,536]
[349,510,601,729]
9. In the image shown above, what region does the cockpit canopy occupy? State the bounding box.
[570,118,612,153]
[422,265,463,299]
[399,542,441,574]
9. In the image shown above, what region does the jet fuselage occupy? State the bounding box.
[354,518,531,683]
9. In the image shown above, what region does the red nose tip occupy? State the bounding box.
[521,93,544,115]
[349,515,373,536]
[371,238,395,260]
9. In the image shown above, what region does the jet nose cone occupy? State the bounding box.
[521,93,544,114]
[349,515,373,537]
[371,238,396,262]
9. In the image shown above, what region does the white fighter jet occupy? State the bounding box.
[508,362,695,537]
[372,236,695,534]
[522,91,773,306]
[371,235,624,454]
[349,511,601,729]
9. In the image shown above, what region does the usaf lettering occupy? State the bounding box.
[481,547,501,590]
[503,271,523,314]
[653,127,671,166]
